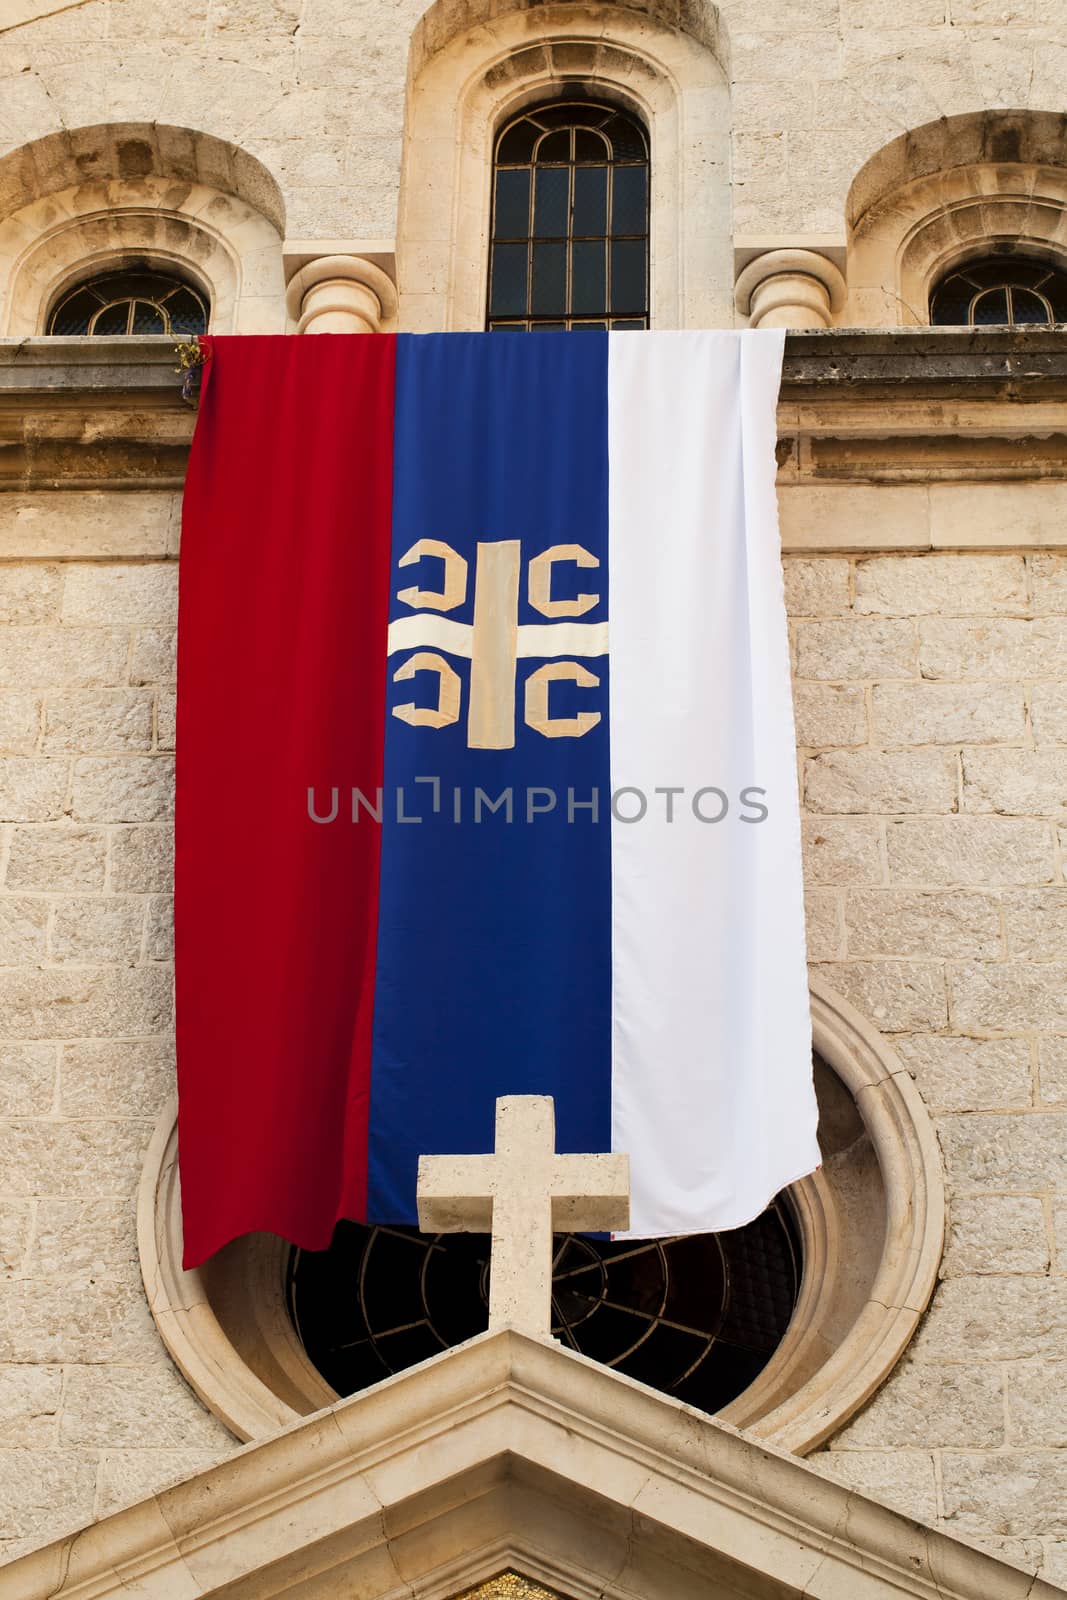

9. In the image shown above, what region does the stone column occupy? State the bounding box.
[285,255,398,334]
[734,249,846,330]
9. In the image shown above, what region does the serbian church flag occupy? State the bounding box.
[176,331,819,1268]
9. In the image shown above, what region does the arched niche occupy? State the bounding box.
[844,109,1067,327]
[137,976,945,1456]
[396,0,732,332]
[0,124,286,336]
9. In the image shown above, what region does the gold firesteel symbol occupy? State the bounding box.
[387,539,608,750]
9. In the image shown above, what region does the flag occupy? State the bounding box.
[176,330,818,1269]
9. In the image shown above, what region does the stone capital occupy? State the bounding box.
[285,254,399,334]
[734,248,847,330]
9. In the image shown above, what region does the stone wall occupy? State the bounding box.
[1,0,1064,243]
[0,537,232,1562]
[791,551,1067,1590]
[0,527,1064,1582]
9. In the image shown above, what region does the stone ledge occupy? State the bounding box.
[783,326,1067,395]
[0,339,193,495]
[4,329,1067,398]
[2,334,1067,529]
[0,337,190,396]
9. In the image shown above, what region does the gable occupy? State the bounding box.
[6,1330,1059,1600]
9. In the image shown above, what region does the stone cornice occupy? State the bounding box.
[4,1328,1059,1600]
[5,328,1067,399]
[2,335,1067,554]
[0,338,193,493]
[783,325,1067,394]
[0,337,186,392]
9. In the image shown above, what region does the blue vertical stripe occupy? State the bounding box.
[366,332,612,1222]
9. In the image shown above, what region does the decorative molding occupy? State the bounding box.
[284,253,398,333]
[138,979,943,1458]
[455,1577,565,1600]
[724,975,945,1454]
[734,249,848,330]
[844,110,1067,327]
[0,182,285,339]
[136,1103,334,1441]
[282,238,396,280]
[6,1328,1057,1600]
[735,237,847,275]
[0,123,285,234]
[4,332,1067,547]
[846,110,1067,237]
[407,0,725,84]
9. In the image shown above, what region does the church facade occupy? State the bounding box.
[1,0,1067,1593]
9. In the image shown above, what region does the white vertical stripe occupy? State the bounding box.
[608,331,819,1236]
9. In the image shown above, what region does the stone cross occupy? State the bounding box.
[416,1095,630,1337]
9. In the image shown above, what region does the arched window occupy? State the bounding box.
[487,102,649,332]
[141,992,944,1451]
[930,255,1067,327]
[288,1199,800,1414]
[48,267,208,336]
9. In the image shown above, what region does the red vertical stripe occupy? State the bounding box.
[176,335,395,1268]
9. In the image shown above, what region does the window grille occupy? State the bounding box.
[49,269,208,336]
[487,102,650,332]
[288,1199,799,1415]
[930,255,1067,327]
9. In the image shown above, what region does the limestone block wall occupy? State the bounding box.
[0,0,422,242]
[0,521,1065,1583]
[790,551,1067,1589]
[2,0,1067,243]
[0,529,232,1563]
